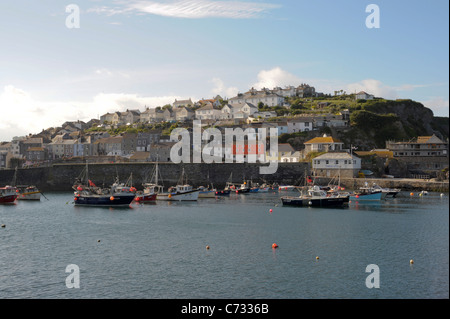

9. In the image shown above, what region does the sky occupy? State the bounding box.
[0,0,448,141]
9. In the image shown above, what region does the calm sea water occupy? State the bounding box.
[0,190,448,299]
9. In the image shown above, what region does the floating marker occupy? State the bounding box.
[97,239,101,243]
[206,245,210,250]
[269,209,273,213]
[1,224,5,228]
[316,256,319,260]
[272,243,278,249]
[410,259,414,264]
[110,196,114,201]
[410,192,414,196]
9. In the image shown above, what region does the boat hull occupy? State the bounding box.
[74,194,136,207]
[199,193,216,198]
[281,196,349,207]
[349,192,382,201]
[215,190,231,196]
[279,186,296,191]
[157,190,200,201]
[134,193,157,203]
[0,195,18,204]
[17,191,41,200]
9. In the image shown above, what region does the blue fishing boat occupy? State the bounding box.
[349,183,383,201]
[72,164,136,207]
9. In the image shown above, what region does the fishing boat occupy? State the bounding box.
[0,185,18,204]
[198,186,217,198]
[134,163,163,203]
[258,185,270,193]
[197,172,217,198]
[249,186,259,193]
[281,185,349,207]
[215,189,231,196]
[236,181,250,194]
[371,183,401,198]
[156,168,199,201]
[10,167,41,200]
[16,185,41,200]
[349,183,383,201]
[72,164,136,207]
[278,185,296,191]
[215,173,234,196]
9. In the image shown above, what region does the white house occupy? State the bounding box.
[355,91,374,100]
[195,103,222,120]
[304,134,344,153]
[280,151,302,162]
[312,152,361,178]
[287,117,314,133]
[229,89,284,107]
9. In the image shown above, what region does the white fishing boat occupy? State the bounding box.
[156,168,199,201]
[10,167,42,200]
[16,185,41,200]
[371,183,401,198]
[198,186,217,198]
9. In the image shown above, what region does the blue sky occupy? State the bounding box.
[0,0,448,141]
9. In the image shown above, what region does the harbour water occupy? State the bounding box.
[0,191,448,299]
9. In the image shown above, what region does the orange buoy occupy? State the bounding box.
[410,192,414,196]
[110,196,115,201]
[355,195,359,198]
[206,245,210,250]
[74,197,78,201]
[168,194,172,198]
[272,243,278,249]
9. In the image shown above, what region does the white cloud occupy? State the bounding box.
[89,0,280,19]
[210,78,238,99]
[422,97,449,117]
[0,85,180,141]
[252,67,303,89]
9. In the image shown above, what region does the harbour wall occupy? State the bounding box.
[0,162,310,192]
[1,163,448,192]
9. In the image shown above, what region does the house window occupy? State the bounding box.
[326,160,329,164]
[335,160,339,164]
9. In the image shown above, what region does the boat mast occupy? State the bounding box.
[155,161,158,185]
[86,161,89,186]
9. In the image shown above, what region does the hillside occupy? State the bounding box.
[281,96,448,150]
